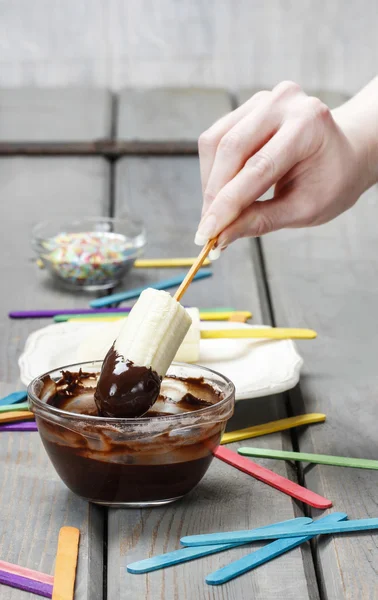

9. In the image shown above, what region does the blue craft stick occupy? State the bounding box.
[90,270,213,308]
[206,512,347,585]
[0,391,27,407]
[181,517,378,546]
[127,517,312,574]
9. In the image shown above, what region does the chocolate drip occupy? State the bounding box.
[94,345,161,418]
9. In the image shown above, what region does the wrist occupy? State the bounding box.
[332,85,378,191]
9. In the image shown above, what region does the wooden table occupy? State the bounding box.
[0,87,376,600]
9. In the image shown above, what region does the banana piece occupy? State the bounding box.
[174,307,201,363]
[113,288,192,377]
[94,288,192,418]
[77,304,199,365]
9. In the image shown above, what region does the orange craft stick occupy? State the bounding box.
[52,527,80,600]
[0,411,34,424]
[228,312,250,323]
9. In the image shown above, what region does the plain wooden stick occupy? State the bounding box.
[174,238,217,302]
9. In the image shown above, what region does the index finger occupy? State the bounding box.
[198,91,270,205]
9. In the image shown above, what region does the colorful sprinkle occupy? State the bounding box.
[40,232,138,287]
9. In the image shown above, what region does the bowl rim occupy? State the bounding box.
[28,360,235,425]
[31,215,146,247]
[32,215,145,232]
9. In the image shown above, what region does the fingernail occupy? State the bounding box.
[209,247,221,260]
[209,240,228,260]
[194,231,208,246]
[194,214,217,246]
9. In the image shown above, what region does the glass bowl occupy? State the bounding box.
[28,361,235,508]
[32,216,146,291]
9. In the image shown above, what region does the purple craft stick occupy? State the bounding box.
[9,308,132,318]
[0,422,38,432]
[0,570,52,598]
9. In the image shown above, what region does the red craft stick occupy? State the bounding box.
[214,446,332,509]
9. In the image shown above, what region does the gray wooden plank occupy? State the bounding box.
[109,155,319,600]
[238,88,349,109]
[261,185,378,600]
[116,88,231,151]
[0,88,112,144]
[0,157,110,600]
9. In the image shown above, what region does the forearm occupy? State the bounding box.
[332,77,378,191]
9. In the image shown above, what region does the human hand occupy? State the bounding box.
[195,81,373,256]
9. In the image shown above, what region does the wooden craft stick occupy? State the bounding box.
[214,446,332,509]
[221,414,326,444]
[0,410,34,424]
[0,391,27,407]
[201,328,317,340]
[228,312,250,323]
[238,447,378,470]
[134,257,211,268]
[52,527,80,600]
[205,513,347,585]
[0,402,29,414]
[9,308,132,318]
[11,307,235,319]
[181,516,378,546]
[90,270,212,308]
[201,311,252,321]
[126,517,311,574]
[0,422,38,431]
[0,560,53,585]
[58,310,253,323]
[174,238,217,302]
[0,570,52,598]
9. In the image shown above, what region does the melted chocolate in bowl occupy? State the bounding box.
[94,345,161,418]
[29,362,234,507]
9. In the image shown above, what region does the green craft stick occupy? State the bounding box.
[54,314,130,322]
[54,307,237,322]
[238,447,378,471]
[0,402,29,414]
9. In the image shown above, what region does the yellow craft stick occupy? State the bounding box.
[38,258,211,269]
[52,526,80,600]
[0,410,34,424]
[221,414,326,444]
[201,328,317,340]
[200,311,252,321]
[134,258,211,268]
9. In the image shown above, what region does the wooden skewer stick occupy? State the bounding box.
[174,238,217,302]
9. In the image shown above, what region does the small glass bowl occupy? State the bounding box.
[32,216,146,291]
[28,361,235,508]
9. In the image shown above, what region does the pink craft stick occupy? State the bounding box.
[214,446,333,509]
[0,560,53,585]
